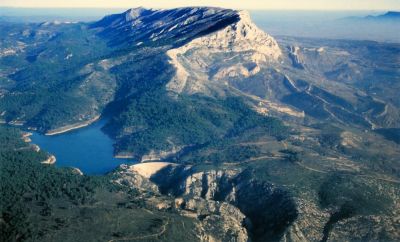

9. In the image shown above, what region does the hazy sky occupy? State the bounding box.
[1,0,399,10]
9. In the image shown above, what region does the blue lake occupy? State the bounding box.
[30,119,135,175]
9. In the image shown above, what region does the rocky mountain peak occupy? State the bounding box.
[124,7,151,21]
[91,7,240,46]
[92,7,282,98]
[164,8,282,95]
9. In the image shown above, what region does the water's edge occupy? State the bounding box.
[30,119,136,175]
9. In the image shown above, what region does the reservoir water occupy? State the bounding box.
[30,119,135,175]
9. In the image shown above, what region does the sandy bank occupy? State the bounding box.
[72,168,84,176]
[31,144,40,152]
[114,152,135,159]
[21,132,33,142]
[41,155,56,165]
[45,115,100,136]
[129,162,177,178]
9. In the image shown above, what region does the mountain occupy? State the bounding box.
[366,11,400,21]
[1,7,400,242]
[345,11,400,22]
[91,7,241,47]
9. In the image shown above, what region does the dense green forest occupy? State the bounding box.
[0,23,113,131]
[0,126,197,242]
[0,126,107,240]
[105,91,290,161]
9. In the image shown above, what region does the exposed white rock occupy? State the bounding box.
[72,168,84,176]
[64,53,73,60]
[180,170,238,200]
[255,100,305,118]
[169,11,281,59]
[41,155,56,165]
[166,10,282,96]
[140,145,184,162]
[129,162,176,178]
[125,7,147,21]
[213,63,261,79]
[113,164,160,192]
[0,49,17,57]
[340,131,362,148]
[31,144,40,152]
[289,46,304,68]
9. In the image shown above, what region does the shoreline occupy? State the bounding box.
[41,155,56,165]
[45,115,100,136]
[114,152,135,159]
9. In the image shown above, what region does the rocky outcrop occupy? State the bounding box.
[186,198,249,242]
[92,7,241,47]
[166,10,281,96]
[327,214,400,241]
[281,198,329,242]
[280,223,308,242]
[21,132,32,142]
[112,163,249,241]
[72,168,84,176]
[140,146,184,162]
[179,169,238,200]
[288,46,304,69]
[113,164,160,193]
[112,164,298,241]
[41,155,56,165]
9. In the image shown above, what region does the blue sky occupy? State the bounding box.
[1,0,399,10]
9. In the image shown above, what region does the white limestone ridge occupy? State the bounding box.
[171,11,280,57]
[195,10,281,58]
[166,10,282,95]
[125,7,147,21]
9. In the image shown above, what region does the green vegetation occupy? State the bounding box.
[318,173,393,242]
[318,174,392,215]
[0,23,113,131]
[170,137,265,165]
[0,126,198,242]
[376,128,400,144]
[280,149,302,162]
[105,91,289,160]
[0,126,108,240]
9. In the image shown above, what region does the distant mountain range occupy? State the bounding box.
[366,11,400,20]
[345,11,400,21]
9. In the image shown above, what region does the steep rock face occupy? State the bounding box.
[140,145,185,162]
[182,198,249,242]
[91,7,241,47]
[166,10,281,95]
[288,46,305,69]
[113,164,298,242]
[94,7,282,97]
[179,169,238,200]
[113,164,160,193]
[280,223,309,242]
[173,169,299,241]
[114,162,400,242]
[112,164,249,242]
